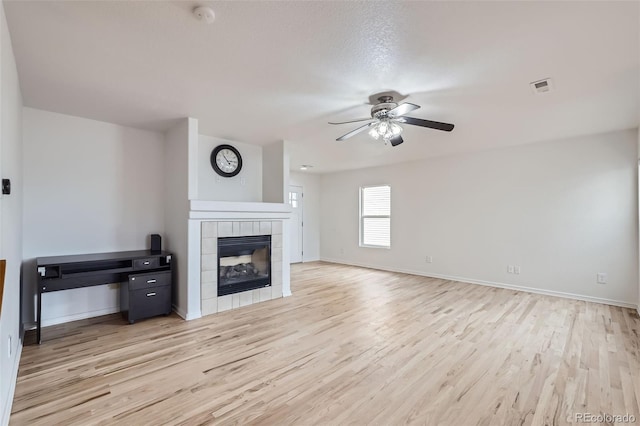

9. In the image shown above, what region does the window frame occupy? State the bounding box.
[359,184,391,249]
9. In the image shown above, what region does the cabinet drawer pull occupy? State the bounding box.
[146,292,156,297]
[146,279,157,284]
[143,261,150,265]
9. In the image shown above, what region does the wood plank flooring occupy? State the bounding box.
[11,262,640,425]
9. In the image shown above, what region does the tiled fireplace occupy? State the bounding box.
[200,220,284,316]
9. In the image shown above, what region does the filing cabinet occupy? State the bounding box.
[120,270,172,323]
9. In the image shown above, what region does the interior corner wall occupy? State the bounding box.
[320,129,639,307]
[188,119,199,201]
[282,141,290,200]
[164,119,191,319]
[262,140,290,203]
[21,108,166,327]
[637,125,640,314]
[0,2,23,424]
[197,135,262,202]
[290,171,321,261]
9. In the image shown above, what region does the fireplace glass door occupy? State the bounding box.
[218,235,271,296]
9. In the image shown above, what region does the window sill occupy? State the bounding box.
[359,244,391,250]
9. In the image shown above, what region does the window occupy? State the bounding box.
[360,185,391,248]
[288,191,298,208]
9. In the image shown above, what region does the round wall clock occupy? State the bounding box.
[210,144,243,178]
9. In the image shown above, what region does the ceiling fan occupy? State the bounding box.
[329,95,454,146]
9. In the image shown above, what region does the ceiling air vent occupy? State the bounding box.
[530,78,553,94]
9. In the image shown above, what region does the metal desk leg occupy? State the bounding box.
[37,285,42,344]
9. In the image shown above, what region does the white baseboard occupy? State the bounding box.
[22,304,190,331]
[185,310,201,321]
[41,306,120,327]
[283,290,292,297]
[36,306,199,325]
[320,258,638,310]
[173,305,187,320]
[33,305,197,328]
[1,340,23,426]
[172,305,200,321]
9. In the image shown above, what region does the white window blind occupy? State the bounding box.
[360,185,391,248]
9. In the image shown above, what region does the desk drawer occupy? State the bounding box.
[129,271,171,290]
[133,257,160,270]
[128,285,171,323]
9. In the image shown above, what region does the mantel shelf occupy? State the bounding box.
[189,200,292,220]
[190,200,291,213]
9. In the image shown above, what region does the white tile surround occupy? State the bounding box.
[189,200,292,318]
[201,220,284,316]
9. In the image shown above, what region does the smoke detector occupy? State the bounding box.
[530,78,553,94]
[193,6,215,24]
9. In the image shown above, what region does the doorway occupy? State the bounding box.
[289,185,303,263]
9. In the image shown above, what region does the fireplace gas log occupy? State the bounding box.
[220,263,261,279]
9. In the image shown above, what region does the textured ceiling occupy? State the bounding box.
[4,1,639,173]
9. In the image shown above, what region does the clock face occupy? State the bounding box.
[211,144,243,177]
[216,148,239,174]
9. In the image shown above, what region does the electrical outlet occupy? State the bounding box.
[425,256,433,263]
[514,266,521,274]
[597,273,607,284]
[507,265,514,274]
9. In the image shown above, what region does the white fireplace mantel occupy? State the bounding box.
[190,200,292,220]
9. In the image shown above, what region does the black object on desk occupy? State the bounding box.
[150,234,162,254]
[36,250,173,344]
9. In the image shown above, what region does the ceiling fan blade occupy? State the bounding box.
[388,103,420,118]
[336,122,374,141]
[400,117,454,132]
[328,117,373,125]
[389,135,404,146]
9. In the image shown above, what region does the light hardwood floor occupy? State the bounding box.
[11,262,640,425]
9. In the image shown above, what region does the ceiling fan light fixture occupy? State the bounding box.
[368,119,403,142]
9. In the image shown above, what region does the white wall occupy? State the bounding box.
[290,171,321,261]
[320,129,639,307]
[0,2,23,424]
[262,140,290,203]
[164,119,191,319]
[22,108,165,327]
[165,117,201,320]
[198,135,262,202]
